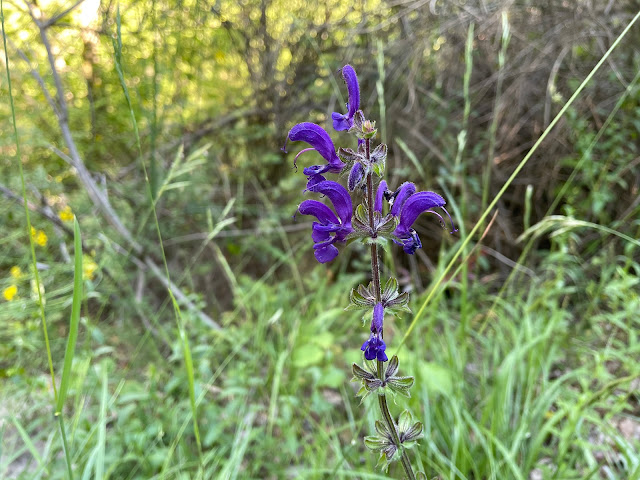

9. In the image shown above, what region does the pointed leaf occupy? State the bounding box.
[337,147,361,163]
[355,203,369,225]
[364,435,388,451]
[398,410,414,434]
[364,378,384,390]
[375,452,391,472]
[385,291,410,308]
[373,160,385,177]
[385,355,399,379]
[382,277,399,303]
[402,422,424,443]
[352,363,374,380]
[356,385,371,401]
[371,143,388,164]
[388,376,415,389]
[374,420,392,438]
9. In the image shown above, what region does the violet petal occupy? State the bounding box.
[390,182,416,217]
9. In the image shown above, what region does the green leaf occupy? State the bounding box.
[402,422,424,443]
[382,277,398,301]
[373,161,384,177]
[375,452,391,472]
[355,203,369,225]
[356,385,371,401]
[389,376,414,390]
[364,435,387,451]
[352,363,372,380]
[346,288,374,310]
[397,410,414,433]
[374,420,392,438]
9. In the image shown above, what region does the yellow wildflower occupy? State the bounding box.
[59,205,74,222]
[31,227,48,247]
[36,231,48,247]
[10,266,23,279]
[83,255,98,281]
[3,285,18,301]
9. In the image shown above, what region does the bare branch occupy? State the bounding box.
[12,7,221,330]
[41,0,86,29]
[10,41,59,114]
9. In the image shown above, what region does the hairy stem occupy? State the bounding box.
[365,139,416,480]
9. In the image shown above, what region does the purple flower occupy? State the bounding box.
[298,180,354,263]
[285,123,346,178]
[332,65,360,132]
[393,191,455,254]
[374,180,388,213]
[361,303,388,361]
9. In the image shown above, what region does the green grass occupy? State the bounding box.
[2,256,638,479]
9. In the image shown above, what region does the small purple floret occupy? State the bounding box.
[361,334,388,361]
[288,123,346,177]
[332,65,360,132]
[361,303,387,362]
[393,191,450,254]
[374,180,388,213]
[298,180,354,263]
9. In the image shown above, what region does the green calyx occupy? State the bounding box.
[351,356,415,402]
[345,277,411,319]
[363,409,424,472]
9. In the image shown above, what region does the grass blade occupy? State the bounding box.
[95,362,108,480]
[56,217,83,414]
[169,293,203,457]
[113,6,204,464]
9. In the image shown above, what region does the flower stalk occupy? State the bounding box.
[286,63,454,478]
[366,138,416,480]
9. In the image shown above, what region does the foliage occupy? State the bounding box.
[1,0,639,478]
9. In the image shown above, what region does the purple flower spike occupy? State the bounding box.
[361,302,387,362]
[288,122,346,177]
[298,180,354,263]
[390,182,416,217]
[374,180,388,213]
[332,65,360,132]
[393,191,448,255]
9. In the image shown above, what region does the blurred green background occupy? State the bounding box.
[1,0,639,478]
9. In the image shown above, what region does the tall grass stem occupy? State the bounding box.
[113,7,203,459]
